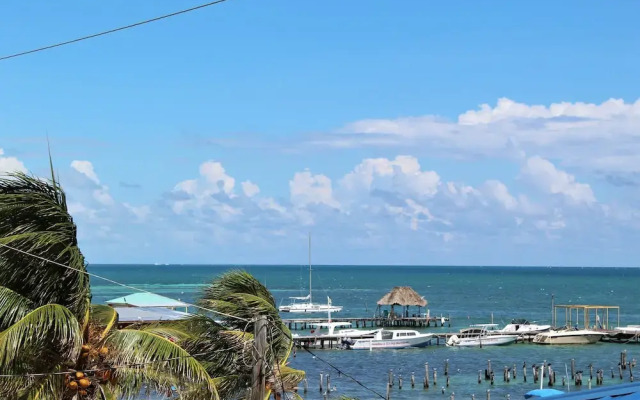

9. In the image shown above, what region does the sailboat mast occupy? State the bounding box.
[308,233,312,303]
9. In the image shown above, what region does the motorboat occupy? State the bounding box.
[532,328,605,345]
[279,235,342,314]
[306,322,377,339]
[497,319,551,335]
[612,325,640,335]
[349,329,434,350]
[446,326,518,347]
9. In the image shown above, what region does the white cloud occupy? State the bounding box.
[0,148,27,174]
[70,160,114,206]
[199,161,235,194]
[123,203,151,222]
[522,156,596,205]
[327,97,640,176]
[71,160,100,184]
[241,181,260,197]
[482,180,518,211]
[339,155,440,201]
[289,170,339,208]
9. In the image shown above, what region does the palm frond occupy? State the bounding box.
[18,373,65,400]
[0,173,90,320]
[199,270,275,312]
[0,286,34,331]
[0,304,82,373]
[89,305,118,341]
[0,304,82,398]
[104,328,217,399]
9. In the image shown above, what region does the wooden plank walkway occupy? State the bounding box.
[282,315,451,331]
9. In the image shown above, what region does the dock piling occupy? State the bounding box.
[319,373,323,392]
[425,363,430,389]
[411,372,415,388]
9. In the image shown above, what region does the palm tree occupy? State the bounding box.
[0,172,217,399]
[175,270,306,400]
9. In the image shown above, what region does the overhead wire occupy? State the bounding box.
[0,342,247,378]
[0,241,249,322]
[0,0,230,62]
[301,346,387,400]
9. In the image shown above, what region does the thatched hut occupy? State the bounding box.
[377,286,427,319]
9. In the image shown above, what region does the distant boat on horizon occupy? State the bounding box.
[278,234,343,314]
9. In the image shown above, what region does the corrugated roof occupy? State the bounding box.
[113,307,191,323]
[106,293,188,308]
[540,382,640,400]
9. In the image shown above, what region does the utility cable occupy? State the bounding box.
[301,346,387,399]
[0,0,229,62]
[0,241,249,322]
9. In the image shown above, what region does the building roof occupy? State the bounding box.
[377,286,427,307]
[538,382,640,400]
[106,293,188,308]
[113,307,191,324]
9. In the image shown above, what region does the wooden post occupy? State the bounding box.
[319,373,323,392]
[445,359,450,376]
[411,372,415,388]
[386,383,391,400]
[446,375,450,387]
[398,375,402,390]
[523,362,527,382]
[251,316,267,400]
[620,364,624,380]
[326,374,330,392]
[486,389,490,400]
[434,369,438,386]
[513,364,517,379]
[478,370,482,384]
[425,363,430,389]
[388,369,394,387]
[571,359,575,380]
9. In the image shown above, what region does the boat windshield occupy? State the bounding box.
[381,331,393,340]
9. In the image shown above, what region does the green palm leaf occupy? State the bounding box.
[0,304,82,398]
[0,286,34,331]
[89,305,118,341]
[0,173,90,320]
[104,328,217,399]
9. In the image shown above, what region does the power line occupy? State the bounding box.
[0,343,248,378]
[301,347,387,400]
[0,0,230,62]
[0,241,249,322]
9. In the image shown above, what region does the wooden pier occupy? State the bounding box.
[282,315,450,331]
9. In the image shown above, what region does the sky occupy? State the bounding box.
[1,1,639,266]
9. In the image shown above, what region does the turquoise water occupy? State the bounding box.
[89,265,640,399]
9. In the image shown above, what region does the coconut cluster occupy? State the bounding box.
[65,344,113,397]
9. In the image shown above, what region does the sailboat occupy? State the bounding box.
[278,235,342,314]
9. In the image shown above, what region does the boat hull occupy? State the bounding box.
[533,331,604,345]
[350,335,433,350]
[447,334,517,347]
[278,305,343,313]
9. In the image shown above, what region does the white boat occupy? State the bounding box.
[613,325,640,335]
[350,329,434,350]
[279,235,342,314]
[497,319,551,334]
[446,326,518,347]
[532,329,605,345]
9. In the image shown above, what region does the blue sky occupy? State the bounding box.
[1,1,640,266]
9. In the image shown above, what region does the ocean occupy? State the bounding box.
[88,265,640,399]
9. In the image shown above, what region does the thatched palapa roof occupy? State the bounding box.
[377,286,427,307]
